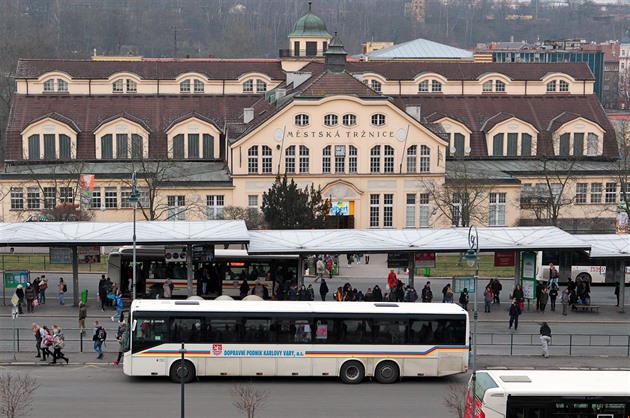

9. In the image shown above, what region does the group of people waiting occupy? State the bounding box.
[14,275,67,314]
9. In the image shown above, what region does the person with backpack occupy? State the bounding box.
[38,276,48,305]
[492,279,502,304]
[93,320,106,360]
[98,275,109,311]
[421,281,433,303]
[111,290,123,322]
[459,288,469,311]
[58,277,67,305]
[442,284,453,303]
[40,325,53,361]
[50,325,69,364]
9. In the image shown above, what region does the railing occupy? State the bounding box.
[278,48,327,58]
[1,328,628,355]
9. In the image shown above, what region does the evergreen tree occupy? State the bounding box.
[262,174,329,229]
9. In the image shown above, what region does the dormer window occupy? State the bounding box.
[58,79,68,92]
[431,80,442,92]
[44,80,55,92]
[295,114,309,127]
[418,79,442,93]
[419,80,429,92]
[370,80,382,93]
[180,80,191,93]
[546,81,556,92]
[256,80,267,92]
[559,80,569,92]
[112,78,137,93]
[43,79,68,93]
[194,79,204,93]
[113,80,123,93]
[126,79,137,93]
[483,80,505,92]
[243,80,254,93]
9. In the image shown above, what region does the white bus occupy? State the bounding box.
[107,246,299,298]
[466,369,630,418]
[123,299,469,384]
[536,250,630,284]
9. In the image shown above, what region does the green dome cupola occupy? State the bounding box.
[289,2,332,37]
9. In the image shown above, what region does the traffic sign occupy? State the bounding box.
[10,293,18,307]
[128,191,140,203]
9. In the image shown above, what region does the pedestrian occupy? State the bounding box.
[364,287,374,301]
[319,278,329,301]
[511,284,524,310]
[288,283,298,301]
[111,290,123,321]
[113,319,126,365]
[38,276,48,305]
[492,279,502,304]
[15,284,25,314]
[539,322,552,358]
[32,323,42,358]
[306,284,315,301]
[326,256,334,279]
[364,254,370,264]
[40,325,53,361]
[614,282,620,307]
[93,320,106,360]
[535,280,543,311]
[50,325,69,364]
[372,284,383,301]
[483,285,493,313]
[162,277,173,300]
[58,277,67,305]
[32,277,41,303]
[387,269,398,293]
[539,286,549,315]
[549,284,558,311]
[459,288,469,311]
[106,277,114,308]
[334,286,343,301]
[404,286,418,302]
[561,287,570,315]
[346,253,353,268]
[548,263,559,288]
[78,302,87,336]
[442,283,454,303]
[298,284,309,301]
[508,299,521,330]
[315,257,325,283]
[239,278,249,299]
[98,275,109,311]
[421,281,433,303]
[25,282,36,313]
[354,253,361,264]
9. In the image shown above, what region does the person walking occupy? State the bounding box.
[318,278,329,301]
[58,277,67,305]
[40,325,53,361]
[561,287,570,315]
[50,325,69,364]
[111,290,123,321]
[113,319,126,365]
[614,282,620,307]
[78,302,87,337]
[539,286,549,315]
[32,323,43,358]
[25,282,36,313]
[548,263,559,288]
[442,284,454,303]
[315,257,325,283]
[93,320,106,360]
[387,269,398,293]
[539,322,552,358]
[508,299,522,330]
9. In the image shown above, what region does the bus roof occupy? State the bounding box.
[130,299,469,316]
[480,370,630,397]
[109,246,298,259]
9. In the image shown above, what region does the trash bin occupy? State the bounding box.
[424,267,431,277]
[332,262,338,276]
[81,289,88,304]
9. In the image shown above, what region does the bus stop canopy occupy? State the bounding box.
[247,226,590,255]
[577,234,630,258]
[0,220,250,246]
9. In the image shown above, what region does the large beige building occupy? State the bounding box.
[0,6,621,232]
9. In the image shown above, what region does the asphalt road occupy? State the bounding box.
[7,366,469,418]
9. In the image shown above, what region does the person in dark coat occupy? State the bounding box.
[372,285,383,302]
[511,284,524,306]
[239,278,249,299]
[319,279,329,301]
[508,299,521,330]
[421,281,433,303]
[491,279,502,304]
[25,283,36,313]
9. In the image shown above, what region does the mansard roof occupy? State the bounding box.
[345,61,594,81]
[392,94,616,157]
[297,71,383,98]
[16,59,286,80]
[7,94,258,135]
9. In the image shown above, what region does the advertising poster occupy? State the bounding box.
[165,246,186,262]
[50,247,73,264]
[415,252,436,268]
[78,246,101,263]
[4,271,29,289]
[454,276,475,293]
[79,174,95,209]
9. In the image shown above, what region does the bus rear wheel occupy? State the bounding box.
[340,360,365,384]
[375,361,399,384]
[170,360,196,384]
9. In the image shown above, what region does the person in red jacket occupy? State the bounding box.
[387,269,398,292]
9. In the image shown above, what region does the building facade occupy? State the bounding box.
[0,7,622,232]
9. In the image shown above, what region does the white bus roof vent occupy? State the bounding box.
[374,303,399,308]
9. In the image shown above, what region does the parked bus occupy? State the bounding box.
[107,246,299,298]
[123,299,469,384]
[536,250,630,284]
[466,369,630,418]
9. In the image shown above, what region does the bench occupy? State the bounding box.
[573,304,599,314]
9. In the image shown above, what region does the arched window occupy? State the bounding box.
[420,145,430,173]
[342,114,356,127]
[370,146,381,173]
[418,80,429,92]
[322,145,331,173]
[384,145,394,173]
[495,80,505,92]
[180,80,191,93]
[243,80,254,93]
[559,80,569,92]
[324,114,338,127]
[431,80,442,92]
[371,114,386,126]
[406,145,417,173]
[546,81,557,92]
[44,79,55,92]
[194,79,205,93]
[261,146,273,173]
[256,80,267,92]
[299,145,310,173]
[295,114,309,127]
[370,80,382,92]
[248,146,258,173]
[285,145,295,173]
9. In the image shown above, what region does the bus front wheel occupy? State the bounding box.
[375,361,399,384]
[340,360,365,384]
[170,360,196,384]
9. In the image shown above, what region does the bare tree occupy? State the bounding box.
[222,206,266,230]
[421,161,496,227]
[0,372,39,418]
[442,380,467,418]
[229,381,269,418]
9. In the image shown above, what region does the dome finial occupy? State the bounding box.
[308,1,312,12]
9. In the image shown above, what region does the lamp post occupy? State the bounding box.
[464,225,479,418]
[128,172,140,300]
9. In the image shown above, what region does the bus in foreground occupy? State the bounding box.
[124,299,469,384]
[467,369,630,418]
[107,246,299,298]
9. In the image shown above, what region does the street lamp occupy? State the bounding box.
[128,172,140,300]
[463,226,479,418]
